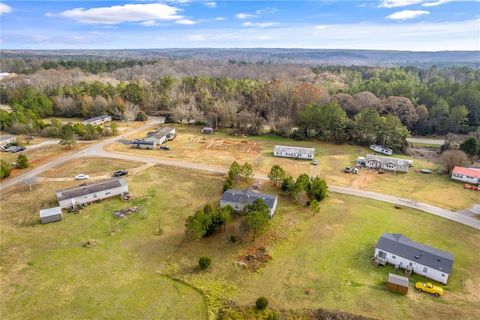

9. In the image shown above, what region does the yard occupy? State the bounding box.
[108,125,478,211]
[1,161,479,319]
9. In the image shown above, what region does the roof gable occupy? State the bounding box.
[221,189,277,209]
[376,233,454,274]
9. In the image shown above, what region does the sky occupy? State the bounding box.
[0,0,479,51]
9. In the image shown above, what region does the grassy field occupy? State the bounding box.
[109,125,478,211]
[1,162,479,319]
[0,143,91,179]
[41,158,143,178]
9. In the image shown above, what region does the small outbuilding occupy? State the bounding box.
[0,134,16,149]
[202,127,214,134]
[387,273,409,295]
[39,207,63,224]
[82,115,112,126]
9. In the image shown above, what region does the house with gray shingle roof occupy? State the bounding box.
[365,154,411,173]
[144,126,176,144]
[220,189,278,217]
[374,233,454,284]
[56,178,128,209]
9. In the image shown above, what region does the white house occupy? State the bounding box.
[0,134,16,149]
[56,178,129,209]
[144,127,176,144]
[39,207,63,224]
[370,144,393,156]
[220,189,278,217]
[202,127,214,134]
[451,166,480,184]
[82,115,112,126]
[131,139,157,150]
[374,233,454,284]
[365,154,411,173]
[273,145,315,160]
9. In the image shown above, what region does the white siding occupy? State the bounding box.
[58,184,129,209]
[374,248,449,284]
[451,172,480,184]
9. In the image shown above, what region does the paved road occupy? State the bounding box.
[0,118,164,191]
[81,149,480,230]
[2,119,479,230]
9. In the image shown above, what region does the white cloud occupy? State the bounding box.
[255,7,278,15]
[176,19,198,25]
[387,10,430,20]
[60,3,183,25]
[140,20,160,27]
[0,3,12,14]
[235,13,258,19]
[379,0,424,8]
[188,34,206,41]
[214,17,226,21]
[242,21,279,27]
[315,25,328,30]
[422,0,452,6]
[205,2,217,8]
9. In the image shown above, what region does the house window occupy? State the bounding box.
[442,274,445,277]
[105,191,111,195]
[392,255,396,259]
[423,267,428,273]
[377,251,387,259]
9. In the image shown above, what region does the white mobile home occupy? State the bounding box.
[82,115,112,126]
[144,127,176,144]
[131,139,157,149]
[39,207,63,224]
[220,189,278,217]
[365,154,411,173]
[0,134,16,148]
[451,166,480,184]
[273,145,315,160]
[374,233,454,284]
[370,144,393,156]
[56,178,128,209]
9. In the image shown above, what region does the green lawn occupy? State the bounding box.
[111,125,478,211]
[1,164,479,319]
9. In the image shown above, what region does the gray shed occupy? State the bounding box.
[40,207,63,224]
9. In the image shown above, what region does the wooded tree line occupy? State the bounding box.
[1,64,478,148]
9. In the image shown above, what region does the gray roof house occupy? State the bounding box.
[144,127,176,144]
[220,189,278,217]
[56,178,128,209]
[131,139,157,149]
[39,206,63,224]
[273,145,315,160]
[374,233,454,284]
[82,115,112,126]
[365,154,411,173]
[0,134,16,148]
[202,127,214,134]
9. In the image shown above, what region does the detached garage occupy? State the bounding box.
[39,207,63,224]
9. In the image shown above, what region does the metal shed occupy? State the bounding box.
[387,273,409,295]
[39,207,63,224]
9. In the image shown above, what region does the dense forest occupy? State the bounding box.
[1,57,479,152]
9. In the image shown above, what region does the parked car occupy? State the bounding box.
[344,166,358,174]
[75,174,90,180]
[11,146,25,153]
[159,146,170,150]
[113,170,128,177]
[415,282,444,297]
[312,160,318,165]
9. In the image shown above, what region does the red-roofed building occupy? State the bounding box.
[452,166,480,184]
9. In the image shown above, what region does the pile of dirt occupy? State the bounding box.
[81,239,100,248]
[237,247,272,272]
[121,192,133,201]
[203,138,261,153]
[113,206,138,219]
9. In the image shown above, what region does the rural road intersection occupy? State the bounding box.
[1,119,479,230]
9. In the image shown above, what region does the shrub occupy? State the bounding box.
[198,256,211,270]
[255,297,268,310]
[229,235,238,243]
[16,154,29,169]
